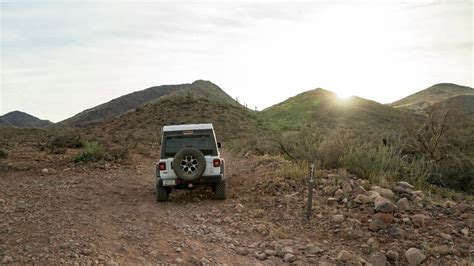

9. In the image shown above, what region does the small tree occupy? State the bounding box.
[401,106,450,162]
[401,105,473,191]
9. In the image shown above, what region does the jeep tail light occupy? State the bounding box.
[159,162,166,171]
[213,159,221,167]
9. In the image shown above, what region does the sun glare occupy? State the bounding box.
[336,91,352,100]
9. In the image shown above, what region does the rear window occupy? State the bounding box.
[163,134,216,158]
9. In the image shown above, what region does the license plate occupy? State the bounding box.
[162,179,176,186]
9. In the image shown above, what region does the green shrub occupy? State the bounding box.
[108,146,130,161]
[277,161,309,184]
[0,149,7,159]
[339,142,431,188]
[428,156,474,193]
[271,161,311,194]
[47,133,82,154]
[318,134,347,169]
[401,157,432,189]
[277,126,326,162]
[339,142,394,185]
[73,141,107,162]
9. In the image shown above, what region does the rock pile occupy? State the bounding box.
[313,174,473,265]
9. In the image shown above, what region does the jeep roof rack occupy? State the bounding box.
[162,123,214,132]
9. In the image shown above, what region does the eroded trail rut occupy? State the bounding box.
[0,151,472,265]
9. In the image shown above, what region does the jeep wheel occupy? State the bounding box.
[172,148,206,181]
[214,180,226,200]
[156,182,169,202]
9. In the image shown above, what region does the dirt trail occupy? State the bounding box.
[0,150,277,264]
[0,150,472,265]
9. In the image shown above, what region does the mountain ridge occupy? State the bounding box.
[0,111,52,128]
[391,83,474,112]
[59,80,240,127]
[261,88,403,133]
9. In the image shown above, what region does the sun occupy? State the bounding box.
[335,90,352,100]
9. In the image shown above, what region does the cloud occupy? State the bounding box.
[1,2,472,121]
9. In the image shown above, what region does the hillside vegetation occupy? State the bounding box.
[434,95,474,117]
[256,87,473,193]
[59,80,240,127]
[83,94,276,155]
[391,83,474,113]
[261,88,403,134]
[2,81,472,193]
[0,111,52,128]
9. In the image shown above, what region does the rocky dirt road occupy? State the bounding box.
[0,150,472,265]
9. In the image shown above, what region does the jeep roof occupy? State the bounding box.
[163,124,213,132]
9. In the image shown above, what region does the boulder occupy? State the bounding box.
[405,248,426,265]
[411,191,424,199]
[254,251,267,261]
[334,189,344,200]
[323,185,339,195]
[410,214,431,227]
[306,244,324,255]
[374,196,397,213]
[392,185,413,195]
[439,232,452,241]
[397,181,415,189]
[277,246,293,258]
[332,214,344,223]
[354,194,373,205]
[353,185,366,195]
[397,197,410,211]
[365,190,381,201]
[265,249,277,256]
[388,226,404,237]
[283,253,297,263]
[326,197,337,206]
[369,252,388,266]
[336,250,366,265]
[386,250,399,261]
[341,182,353,193]
[454,202,471,213]
[236,247,249,256]
[371,186,395,199]
[369,213,393,232]
[432,245,451,256]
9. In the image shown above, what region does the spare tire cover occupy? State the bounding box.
[172,148,206,181]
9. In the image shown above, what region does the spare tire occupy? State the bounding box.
[172,148,206,181]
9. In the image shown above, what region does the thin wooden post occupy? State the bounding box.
[305,162,315,221]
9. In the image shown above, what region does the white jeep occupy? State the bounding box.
[155,124,226,201]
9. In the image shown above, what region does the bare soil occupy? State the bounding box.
[0,150,472,265]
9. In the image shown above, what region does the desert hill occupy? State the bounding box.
[84,94,274,153]
[0,111,52,128]
[391,83,474,112]
[433,95,474,118]
[260,88,403,133]
[59,80,240,127]
[0,118,12,127]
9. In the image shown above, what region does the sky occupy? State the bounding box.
[1,0,472,122]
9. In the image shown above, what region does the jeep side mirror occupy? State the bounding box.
[217,142,222,148]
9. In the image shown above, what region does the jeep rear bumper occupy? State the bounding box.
[158,174,224,186]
